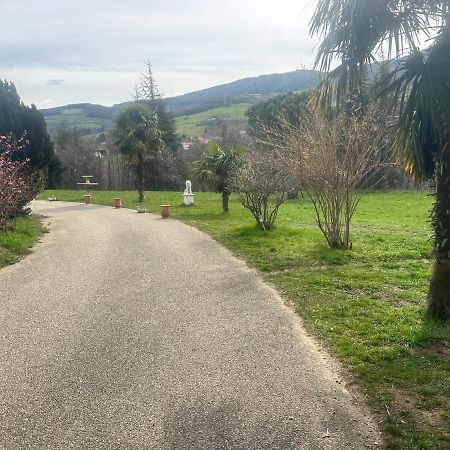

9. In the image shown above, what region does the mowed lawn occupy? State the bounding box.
[39,189,449,449]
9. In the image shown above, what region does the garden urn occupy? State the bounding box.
[160,205,170,219]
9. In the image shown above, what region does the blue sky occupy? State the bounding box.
[0,0,318,108]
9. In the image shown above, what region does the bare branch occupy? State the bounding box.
[228,149,298,231]
[262,106,392,248]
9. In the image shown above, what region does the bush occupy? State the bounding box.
[278,108,389,249]
[228,150,297,231]
[0,135,36,230]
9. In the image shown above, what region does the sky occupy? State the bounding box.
[0,0,318,108]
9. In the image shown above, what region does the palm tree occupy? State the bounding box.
[193,142,245,213]
[310,1,449,319]
[114,104,162,202]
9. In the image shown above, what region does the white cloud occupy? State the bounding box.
[0,0,318,107]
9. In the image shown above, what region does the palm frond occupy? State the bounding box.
[192,143,247,193]
[113,104,163,163]
[310,0,447,110]
[378,41,450,181]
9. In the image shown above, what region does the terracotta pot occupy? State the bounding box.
[84,194,91,204]
[160,204,170,219]
[114,197,122,208]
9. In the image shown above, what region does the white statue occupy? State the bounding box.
[183,180,194,205]
[184,180,192,195]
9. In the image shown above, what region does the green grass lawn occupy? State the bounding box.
[39,189,449,449]
[175,103,250,137]
[0,215,47,269]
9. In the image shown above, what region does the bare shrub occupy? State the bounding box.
[228,150,297,231]
[303,110,389,248]
[264,108,390,248]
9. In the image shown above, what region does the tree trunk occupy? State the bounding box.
[344,196,351,250]
[137,152,145,203]
[287,189,299,199]
[428,141,450,320]
[107,153,112,190]
[222,191,229,213]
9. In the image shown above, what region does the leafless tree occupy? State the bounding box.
[228,149,298,231]
[95,135,134,190]
[302,109,389,249]
[211,118,249,149]
[55,129,134,190]
[262,107,391,248]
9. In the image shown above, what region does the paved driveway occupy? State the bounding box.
[0,201,382,449]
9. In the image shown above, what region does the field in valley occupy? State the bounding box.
[175,103,250,138]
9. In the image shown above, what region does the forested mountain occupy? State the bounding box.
[40,69,321,136]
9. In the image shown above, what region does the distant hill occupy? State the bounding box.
[40,103,124,136]
[40,69,321,137]
[164,69,320,116]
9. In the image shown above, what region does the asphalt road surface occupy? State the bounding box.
[0,201,382,449]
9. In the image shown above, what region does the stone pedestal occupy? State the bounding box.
[183,193,195,206]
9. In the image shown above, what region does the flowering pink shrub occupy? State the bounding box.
[0,134,35,229]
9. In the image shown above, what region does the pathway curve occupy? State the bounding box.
[0,201,382,449]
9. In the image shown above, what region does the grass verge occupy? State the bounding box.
[39,189,450,449]
[0,215,47,269]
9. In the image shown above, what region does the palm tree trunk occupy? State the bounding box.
[137,151,145,203]
[222,191,229,213]
[428,140,450,319]
[425,16,450,319]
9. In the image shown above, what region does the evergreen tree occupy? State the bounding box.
[22,104,54,170]
[193,142,246,213]
[46,155,64,189]
[130,62,185,186]
[246,91,310,138]
[0,80,54,171]
[114,104,163,202]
